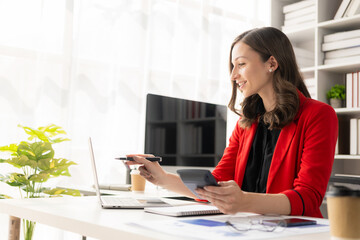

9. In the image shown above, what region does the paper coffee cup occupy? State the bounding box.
[130,169,146,192]
[327,186,360,240]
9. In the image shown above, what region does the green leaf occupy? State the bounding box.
[38,158,77,176]
[4,173,29,187]
[18,124,70,143]
[18,125,50,142]
[38,124,67,137]
[17,142,54,162]
[50,137,71,144]
[43,188,81,197]
[0,144,18,153]
[1,124,76,198]
[0,194,12,199]
[0,155,37,168]
[327,84,345,100]
[28,173,50,183]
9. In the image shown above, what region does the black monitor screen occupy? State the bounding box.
[144,94,227,167]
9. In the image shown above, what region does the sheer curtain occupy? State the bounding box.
[0,0,269,238]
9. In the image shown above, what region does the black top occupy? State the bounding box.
[241,114,281,193]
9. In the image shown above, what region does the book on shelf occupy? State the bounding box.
[304,78,316,99]
[335,137,339,155]
[144,204,222,217]
[346,71,360,108]
[293,46,314,59]
[322,37,360,51]
[338,118,350,154]
[344,0,360,17]
[324,54,360,65]
[350,118,357,155]
[297,56,315,68]
[324,29,360,43]
[354,72,358,109]
[346,72,352,108]
[283,0,315,14]
[284,5,315,20]
[283,12,316,26]
[281,21,314,32]
[334,0,352,19]
[325,45,360,59]
[357,72,360,108]
[358,118,360,155]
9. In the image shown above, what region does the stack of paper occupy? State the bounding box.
[293,47,314,68]
[323,29,360,65]
[282,0,316,32]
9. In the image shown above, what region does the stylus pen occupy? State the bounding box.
[115,157,162,162]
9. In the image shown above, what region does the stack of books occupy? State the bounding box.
[346,71,360,108]
[282,0,316,32]
[333,0,360,20]
[304,77,316,99]
[293,47,314,68]
[323,29,360,65]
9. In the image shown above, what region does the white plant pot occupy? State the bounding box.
[329,98,343,108]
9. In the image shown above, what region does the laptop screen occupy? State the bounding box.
[88,137,104,204]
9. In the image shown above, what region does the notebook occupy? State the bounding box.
[144,204,222,217]
[88,137,169,209]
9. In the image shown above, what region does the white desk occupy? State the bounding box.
[0,195,332,240]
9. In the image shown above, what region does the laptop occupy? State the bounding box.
[88,137,169,209]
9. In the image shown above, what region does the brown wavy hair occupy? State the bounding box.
[228,27,310,129]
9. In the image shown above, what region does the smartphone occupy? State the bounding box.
[115,157,162,162]
[177,169,219,199]
[262,218,317,227]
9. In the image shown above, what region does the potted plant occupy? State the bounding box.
[0,124,80,240]
[327,84,345,108]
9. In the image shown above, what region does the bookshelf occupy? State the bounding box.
[270,0,360,217]
[144,94,227,167]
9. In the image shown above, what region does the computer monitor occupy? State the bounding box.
[144,94,227,168]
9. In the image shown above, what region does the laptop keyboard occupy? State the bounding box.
[102,197,143,206]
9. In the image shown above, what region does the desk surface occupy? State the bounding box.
[0,194,331,240]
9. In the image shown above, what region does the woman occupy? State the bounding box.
[129,27,338,218]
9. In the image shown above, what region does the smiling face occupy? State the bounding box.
[230,42,274,100]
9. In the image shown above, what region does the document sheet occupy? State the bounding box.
[131,213,329,240]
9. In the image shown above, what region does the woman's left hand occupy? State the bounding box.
[195,180,246,214]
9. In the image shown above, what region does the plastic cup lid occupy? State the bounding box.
[326,185,360,197]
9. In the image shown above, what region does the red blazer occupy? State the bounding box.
[212,91,338,218]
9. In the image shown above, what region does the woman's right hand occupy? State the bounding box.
[126,154,167,187]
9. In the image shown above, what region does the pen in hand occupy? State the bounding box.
[115,157,162,162]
